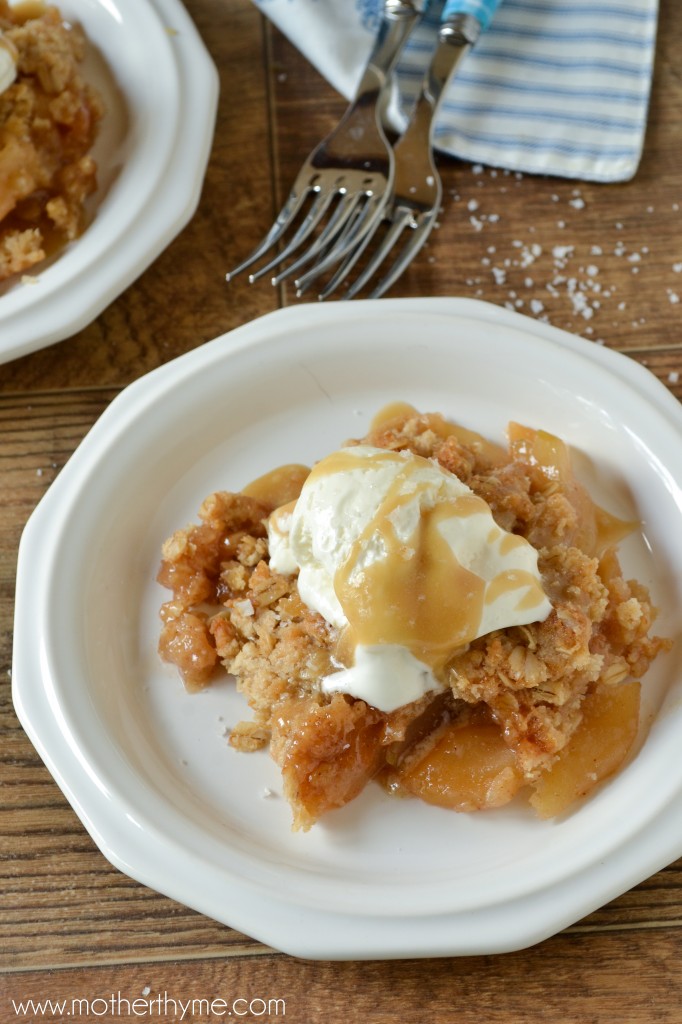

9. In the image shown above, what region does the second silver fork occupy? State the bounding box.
[227,0,428,288]
[298,0,502,300]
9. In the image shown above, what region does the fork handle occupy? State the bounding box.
[441,0,501,33]
[357,0,429,96]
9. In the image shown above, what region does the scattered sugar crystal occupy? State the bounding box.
[569,198,585,209]
[492,267,506,285]
[142,987,151,998]
[590,245,603,256]
[470,216,483,231]
[668,290,680,304]
[467,199,479,211]
[668,371,680,384]
[472,164,484,174]
[628,252,641,262]
[488,213,500,223]
[673,263,682,273]
[530,299,544,314]
[586,265,599,277]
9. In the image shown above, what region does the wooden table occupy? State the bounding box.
[2,1,681,1020]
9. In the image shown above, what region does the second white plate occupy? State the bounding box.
[0,0,218,363]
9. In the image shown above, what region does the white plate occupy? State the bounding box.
[0,0,218,364]
[12,299,682,959]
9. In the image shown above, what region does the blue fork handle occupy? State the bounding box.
[441,0,502,32]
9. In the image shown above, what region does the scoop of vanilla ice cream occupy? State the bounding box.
[267,444,552,712]
[0,33,17,95]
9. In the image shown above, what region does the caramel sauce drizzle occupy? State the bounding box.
[309,446,545,675]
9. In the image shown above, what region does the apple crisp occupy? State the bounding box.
[0,1,104,281]
[158,405,669,830]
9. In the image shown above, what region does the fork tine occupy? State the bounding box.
[226,189,308,281]
[248,189,336,283]
[294,194,386,295]
[341,210,413,301]
[366,216,436,299]
[312,221,379,300]
[270,191,364,287]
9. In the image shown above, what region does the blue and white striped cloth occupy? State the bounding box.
[253,0,659,182]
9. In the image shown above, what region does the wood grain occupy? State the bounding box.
[1,0,682,1017]
[2,928,682,1023]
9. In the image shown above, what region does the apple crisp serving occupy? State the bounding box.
[0,1,104,281]
[158,404,669,830]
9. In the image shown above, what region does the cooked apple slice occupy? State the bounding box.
[530,680,640,818]
[392,721,524,813]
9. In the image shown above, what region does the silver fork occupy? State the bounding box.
[297,0,502,300]
[226,0,428,288]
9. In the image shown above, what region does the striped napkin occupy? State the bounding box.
[253,0,659,183]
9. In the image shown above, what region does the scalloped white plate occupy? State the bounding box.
[0,0,218,364]
[12,299,682,958]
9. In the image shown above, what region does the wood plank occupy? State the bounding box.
[2,927,682,1022]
